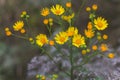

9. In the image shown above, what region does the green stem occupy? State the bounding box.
[40,48,70,76]
[69,44,74,80]
[25,18,31,36]
[46,25,51,36]
[12,34,28,40]
[74,51,99,69]
[70,50,74,80]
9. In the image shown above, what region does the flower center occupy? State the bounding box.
[56,10,61,14]
[60,37,65,42]
[75,39,81,44]
[41,38,46,44]
[97,22,103,28]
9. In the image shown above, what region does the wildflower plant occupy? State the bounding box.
[4,1,115,80]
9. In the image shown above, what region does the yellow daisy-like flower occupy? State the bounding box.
[66,26,78,37]
[66,2,72,8]
[49,40,54,46]
[36,34,48,47]
[92,4,98,10]
[55,32,68,45]
[82,50,87,55]
[108,53,115,59]
[103,34,108,40]
[51,4,65,16]
[87,22,92,30]
[22,11,27,15]
[41,8,50,16]
[86,7,91,12]
[85,29,94,38]
[92,45,98,51]
[94,17,108,30]
[43,19,49,25]
[100,43,108,52]
[41,75,46,80]
[13,21,24,31]
[61,13,74,22]
[72,34,85,47]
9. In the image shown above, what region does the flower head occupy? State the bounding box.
[92,4,98,10]
[43,19,49,25]
[92,45,98,51]
[72,34,85,47]
[82,50,87,55]
[5,31,12,36]
[66,27,78,37]
[86,7,91,12]
[55,32,68,45]
[20,28,26,34]
[13,21,24,31]
[49,40,54,46]
[108,53,115,59]
[103,34,108,40]
[94,17,108,30]
[36,34,48,47]
[85,29,94,38]
[41,8,50,16]
[61,13,74,22]
[100,43,108,52]
[87,22,92,29]
[66,2,72,8]
[51,4,65,16]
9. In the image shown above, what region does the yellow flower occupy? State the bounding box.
[92,4,98,10]
[13,21,24,31]
[21,11,27,18]
[5,27,10,31]
[92,45,97,51]
[41,8,50,16]
[49,18,53,22]
[51,4,65,16]
[22,11,27,15]
[94,17,108,30]
[55,32,68,45]
[5,31,12,36]
[29,37,34,44]
[66,2,72,8]
[100,43,108,52]
[20,28,26,34]
[108,53,115,59]
[66,27,78,37]
[41,75,46,80]
[49,40,54,46]
[82,50,87,55]
[86,7,91,12]
[97,35,102,40]
[29,37,33,41]
[72,34,85,47]
[85,29,94,38]
[36,34,48,47]
[103,34,108,40]
[61,13,74,22]
[87,22,92,30]
[43,19,49,25]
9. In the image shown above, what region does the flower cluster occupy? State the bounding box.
[4,1,115,80]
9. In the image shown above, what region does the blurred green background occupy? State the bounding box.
[0,0,120,80]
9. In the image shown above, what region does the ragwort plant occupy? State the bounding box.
[4,1,115,80]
